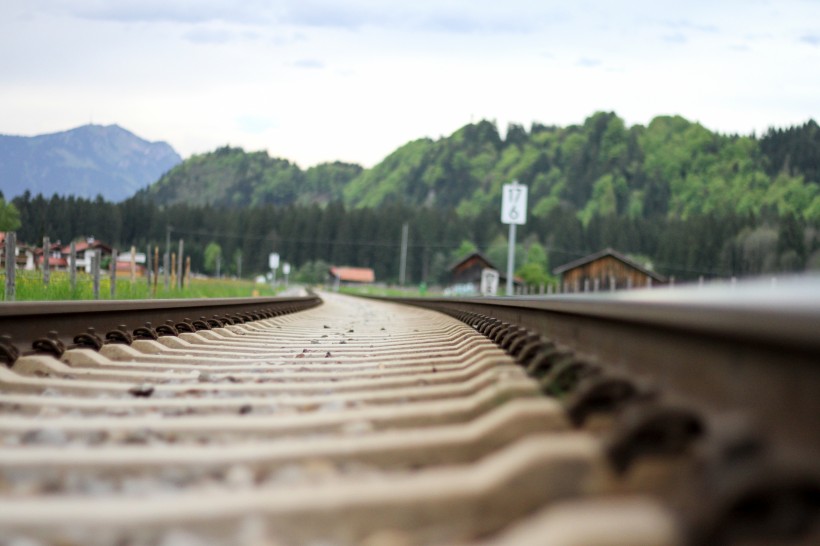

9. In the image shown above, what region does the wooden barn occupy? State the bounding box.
[553,248,666,292]
[449,252,521,294]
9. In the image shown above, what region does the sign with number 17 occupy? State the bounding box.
[501,181,528,225]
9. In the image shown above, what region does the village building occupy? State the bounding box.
[62,238,113,273]
[553,248,666,292]
[2,234,119,274]
[448,252,521,295]
[0,233,37,270]
[35,241,68,271]
[329,266,375,286]
[115,250,148,277]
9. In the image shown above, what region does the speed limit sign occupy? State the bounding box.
[501,181,528,225]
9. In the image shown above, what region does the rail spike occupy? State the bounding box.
[105,325,134,345]
[32,330,66,358]
[0,334,20,367]
[73,327,104,350]
[606,403,705,474]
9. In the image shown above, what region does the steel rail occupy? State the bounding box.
[0,295,322,363]
[379,280,820,460]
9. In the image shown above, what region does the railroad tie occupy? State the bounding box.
[0,292,684,545]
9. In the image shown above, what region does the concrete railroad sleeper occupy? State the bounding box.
[0,290,817,546]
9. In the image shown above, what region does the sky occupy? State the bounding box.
[1,0,819,168]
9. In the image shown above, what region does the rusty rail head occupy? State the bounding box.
[0,295,322,365]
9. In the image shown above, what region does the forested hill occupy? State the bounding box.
[141,113,820,223]
[351,114,820,222]
[138,147,363,207]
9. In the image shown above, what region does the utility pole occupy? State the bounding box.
[399,222,409,286]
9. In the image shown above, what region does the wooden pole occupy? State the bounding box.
[177,239,184,290]
[42,236,50,287]
[69,241,76,293]
[153,246,159,296]
[4,232,15,301]
[146,244,152,291]
[130,245,136,284]
[185,256,191,289]
[164,225,171,289]
[92,250,101,300]
[171,252,177,289]
[110,248,117,299]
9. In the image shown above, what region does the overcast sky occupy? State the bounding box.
[1,0,818,168]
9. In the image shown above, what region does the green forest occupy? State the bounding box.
[6,112,820,286]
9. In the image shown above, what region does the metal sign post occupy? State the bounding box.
[283,263,291,288]
[269,252,280,288]
[500,180,528,296]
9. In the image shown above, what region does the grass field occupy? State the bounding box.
[0,271,281,301]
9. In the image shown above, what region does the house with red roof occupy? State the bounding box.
[329,266,375,285]
[1,233,37,270]
[61,238,113,273]
[35,241,68,271]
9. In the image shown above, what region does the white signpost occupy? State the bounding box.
[501,180,528,296]
[268,252,280,287]
[282,262,291,288]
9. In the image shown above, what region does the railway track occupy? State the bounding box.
[0,285,818,545]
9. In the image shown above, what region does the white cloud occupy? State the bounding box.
[800,33,820,46]
[1,0,819,169]
[576,57,602,68]
[236,115,277,134]
[290,58,325,69]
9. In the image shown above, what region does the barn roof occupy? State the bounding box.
[553,248,666,282]
[449,252,499,273]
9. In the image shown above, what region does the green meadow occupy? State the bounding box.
[1,271,281,301]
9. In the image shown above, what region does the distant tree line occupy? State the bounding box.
[9,191,819,285]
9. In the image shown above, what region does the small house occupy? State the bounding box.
[62,238,113,273]
[448,252,521,295]
[329,266,375,285]
[553,248,666,292]
[115,250,147,277]
[36,241,68,271]
[0,233,36,270]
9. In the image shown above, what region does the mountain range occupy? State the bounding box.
[0,124,181,202]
